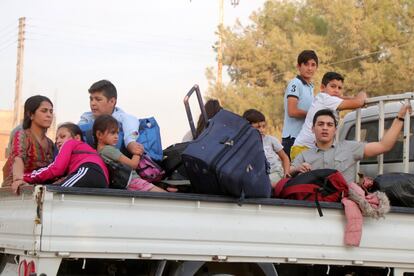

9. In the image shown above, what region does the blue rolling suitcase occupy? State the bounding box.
[181,85,271,199]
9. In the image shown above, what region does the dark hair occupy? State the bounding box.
[297,50,318,66]
[242,109,266,124]
[321,71,344,86]
[88,79,117,100]
[312,109,338,127]
[92,114,119,146]
[195,99,222,138]
[22,95,53,129]
[57,122,84,141]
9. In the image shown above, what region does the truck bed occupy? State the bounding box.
[1,185,414,272]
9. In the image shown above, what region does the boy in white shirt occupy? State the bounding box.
[290,72,367,160]
[243,109,290,186]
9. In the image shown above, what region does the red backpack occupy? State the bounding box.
[274,169,349,216]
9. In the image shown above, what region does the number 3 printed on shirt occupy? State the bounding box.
[291,84,296,93]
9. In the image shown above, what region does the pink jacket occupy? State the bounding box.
[24,139,109,185]
[342,182,390,247]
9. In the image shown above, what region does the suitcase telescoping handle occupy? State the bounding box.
[184,84,208,139]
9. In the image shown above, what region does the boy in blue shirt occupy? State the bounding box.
[281,50,318,158]
[79,79,144,157]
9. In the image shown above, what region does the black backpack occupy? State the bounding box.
[161,142,189,180]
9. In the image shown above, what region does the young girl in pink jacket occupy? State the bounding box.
[24,123,109,188]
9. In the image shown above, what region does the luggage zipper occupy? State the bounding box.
[209,124,252,172]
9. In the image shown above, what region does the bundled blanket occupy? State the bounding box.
[342,180,390,246]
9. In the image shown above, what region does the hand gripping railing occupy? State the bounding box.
[354,92,414,179]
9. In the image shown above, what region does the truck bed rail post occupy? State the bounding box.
[355,108,362,181]
[403,98,410,173]
[378,100,385,174]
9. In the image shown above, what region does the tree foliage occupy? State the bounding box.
[207,0,414,136]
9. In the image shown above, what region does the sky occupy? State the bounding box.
[0,0,266,146]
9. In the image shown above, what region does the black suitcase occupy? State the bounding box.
[181,85,271,199]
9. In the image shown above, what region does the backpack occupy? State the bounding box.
[274,169,349,216]
[161,142,189,180]
[137,117,163,161]
[104,158,133,189]
[78,116,163,161]
[136,154,165,183]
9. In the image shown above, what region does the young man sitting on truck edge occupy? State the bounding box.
[290,72,367,161]
[290,106,412,184]
[78,79,144,157]
[281,50,318,158]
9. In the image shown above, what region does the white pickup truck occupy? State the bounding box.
[1,93,414,276]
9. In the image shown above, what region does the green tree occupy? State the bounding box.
[207,0,414,136]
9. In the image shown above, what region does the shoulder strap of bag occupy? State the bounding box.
[280,183,324,217]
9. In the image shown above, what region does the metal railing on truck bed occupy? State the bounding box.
[353,92,413,177]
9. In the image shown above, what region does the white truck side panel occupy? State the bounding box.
[37,189,414,268]
[0,190,40,253]
[1,186,414,271]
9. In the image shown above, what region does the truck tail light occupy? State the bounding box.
[18,260,36,276]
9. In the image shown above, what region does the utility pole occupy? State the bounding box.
[12,17,26,128]
[217,0,239,88]
[191,0,239,88]
[217,0,224,88]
